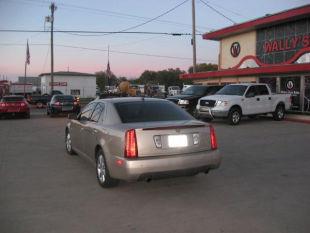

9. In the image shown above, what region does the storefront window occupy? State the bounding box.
[305,76,310,112]
[280,77,300,110]
[259,77,276,93]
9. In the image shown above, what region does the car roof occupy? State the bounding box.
[96,97,168,104]
[3,95,24,98]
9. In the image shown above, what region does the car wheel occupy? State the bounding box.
[273,104,285,121]
[65,131,76,155]
[228,107,241,125]
[96,149,119,188]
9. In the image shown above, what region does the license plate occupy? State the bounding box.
[168,135,188,148]
[62,106,73,111]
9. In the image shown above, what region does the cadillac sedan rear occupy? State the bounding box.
[65,98,221,188]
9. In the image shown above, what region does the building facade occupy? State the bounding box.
[39,71,96,98]
[18,76,41,93]
[181,5,310,112]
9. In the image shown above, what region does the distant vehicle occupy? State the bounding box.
[166,85,224,114]
[196,83,292,125]
[27,90,63,108]
[168,86,181,96]
[0,95,30,119]
[65,98,221,188]
[9,83,33,95]
[47,95,80,117]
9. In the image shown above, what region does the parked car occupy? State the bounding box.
[196,83,292,125]
[27,90,63,108]
[47,95,80,117]
[168,86,181,96]
[0,95,30,118]
[166,85,224,114]
[65,98,221,188]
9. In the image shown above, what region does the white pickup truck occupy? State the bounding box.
[196,83,291,125]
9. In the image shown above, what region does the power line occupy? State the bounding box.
[0,29,201,36]
[0,43,215,63]
[205,1,248,19]
[9,0,212,31]
[111,0,190,34]
[199,0,236,24]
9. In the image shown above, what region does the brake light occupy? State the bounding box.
[124,129,138,158]
[0,103,7,107]
[73,101,78,105]
[20,102,26,107]
[209,125,218,150]
[54,101,61,106]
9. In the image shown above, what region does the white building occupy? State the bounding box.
[39,71,96,98]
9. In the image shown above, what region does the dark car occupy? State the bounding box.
[0,95,30,119]
[27,90,63,108]
[47,95,80,117]
[166,85,224,114]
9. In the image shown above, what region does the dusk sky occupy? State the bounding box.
[0,0,308,81]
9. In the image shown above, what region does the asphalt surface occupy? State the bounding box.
[1,109,310,233]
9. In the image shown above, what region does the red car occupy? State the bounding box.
[0,95,30,119]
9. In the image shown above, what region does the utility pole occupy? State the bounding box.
[48,2,56,94]
[192,0,197,73]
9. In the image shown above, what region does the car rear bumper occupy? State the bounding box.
[110,150,221,181]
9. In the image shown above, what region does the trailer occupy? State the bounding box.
[10,83,33,95]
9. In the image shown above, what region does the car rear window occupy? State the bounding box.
[2,96,24,102]
[55,95,74,102]
[114,101,193,123]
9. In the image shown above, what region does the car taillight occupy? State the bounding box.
[54,101,61,106]
[125,129,138,158]
[20,102,26,107]
[73,101,78,105]
[0,103,7,107]
[209,125,218,150]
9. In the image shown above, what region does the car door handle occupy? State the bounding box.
[256,98,260,101]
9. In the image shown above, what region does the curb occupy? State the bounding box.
[285,118,310,124]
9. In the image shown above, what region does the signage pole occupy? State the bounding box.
[24,61,27,97]
[192,0,197,73]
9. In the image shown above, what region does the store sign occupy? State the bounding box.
[230,42,241,57]
[49,82,67,86]
[263,35,310,53]
[286,80,294,90]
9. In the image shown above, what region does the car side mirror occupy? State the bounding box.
[68,113,77,120]
[246,92,255,98]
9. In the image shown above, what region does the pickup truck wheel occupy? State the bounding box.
[273,105,285,121]
[228,108,241,125]
[96,149,119,188]
[65,131,76,155]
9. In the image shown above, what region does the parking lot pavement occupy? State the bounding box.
[0,111,310,233]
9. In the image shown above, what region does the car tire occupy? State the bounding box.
[65,131,76,155]
[273,104,285,121]
[96,149,119,188]
[228,107,241,125]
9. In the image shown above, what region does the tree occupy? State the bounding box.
[95,71,118,92]
[188,63,218,73]
[133,68,191,90]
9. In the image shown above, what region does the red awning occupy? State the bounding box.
[180,63,310,80]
